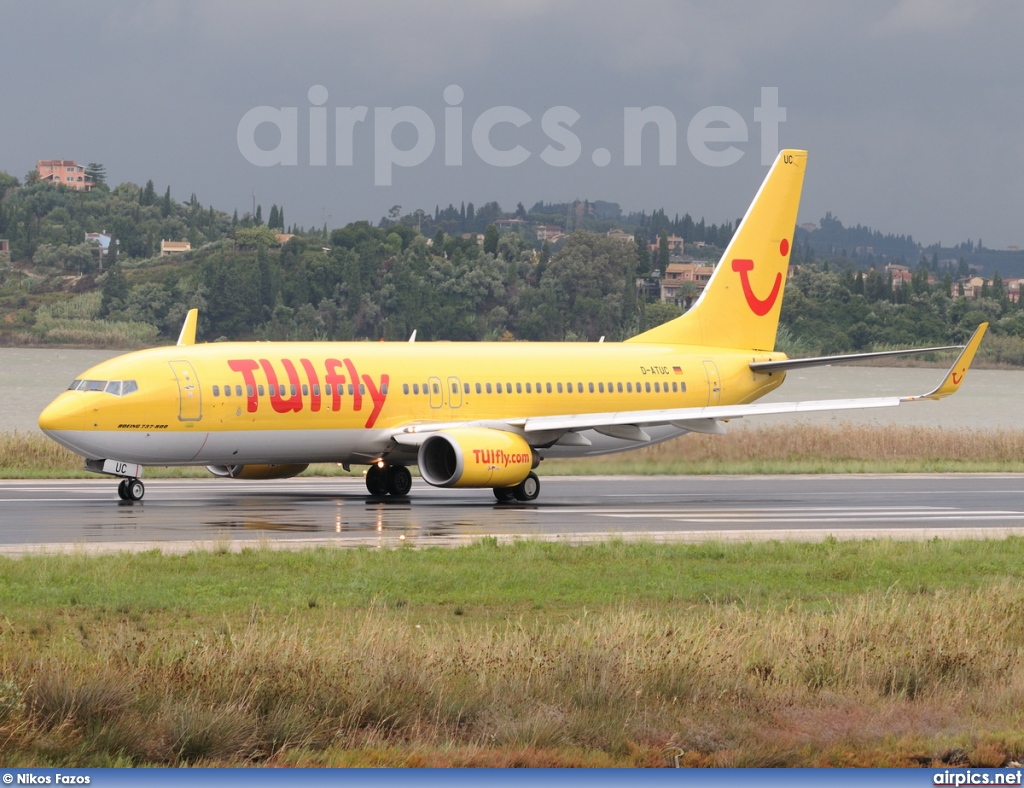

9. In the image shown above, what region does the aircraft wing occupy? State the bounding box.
[390,323,987,446]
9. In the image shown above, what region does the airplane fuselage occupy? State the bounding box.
[39,340,787,467]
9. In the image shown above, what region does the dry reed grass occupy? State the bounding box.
[546,423,1024,473]
[4,583,1024,765]
[6,425,1024,478]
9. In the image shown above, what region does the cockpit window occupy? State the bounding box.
[68,379,139,396]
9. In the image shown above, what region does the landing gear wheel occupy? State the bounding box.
[493,487,516,503]
[513,472,540,502]
[117,479,129,500]
[126,478,145,501]
[384,465,412,497]
[365,465,388,496]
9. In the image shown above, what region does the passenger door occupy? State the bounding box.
[168,360,202,421]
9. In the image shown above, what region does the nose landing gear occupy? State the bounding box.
[117,477,145,501]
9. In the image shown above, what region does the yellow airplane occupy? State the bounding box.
[38,150,987,502]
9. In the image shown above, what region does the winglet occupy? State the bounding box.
[903,323,987,401]
[176,308,198,346]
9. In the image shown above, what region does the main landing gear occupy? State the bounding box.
[117,477,145,502]
[365,464,413,497]
[493,471,540,504]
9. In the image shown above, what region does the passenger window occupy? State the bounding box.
[536,382,542,393]
[213,385,220,397]
[476,383,482,394]
[672,382,677,393]
[403,384,410,395]
[348,384,354,395]
[589,382,595,393]
[247,385,254,397]
[645,382,651,393]
[578,382,584,392]
[290,385,297,396]
[654,382,660,393]
[413,383,420,394]
[680,382,686,393]
[627,382,632,393]
[598,382,605,393]
[506,382,512,392]
[225,386,232,397]
[258,385,265,396]
[486,383,492,394]
[557,382,563,393]
[617,382,623,393]
[464,383,470,394]
[313,384,320,396]
[452,383,458,393]
[496,383,502,394]
[545,382,552,393]
[302,384,309,396]
[381,384,389,395]
[362,384,368,395]
[566,382,572,393]
[516,382,522,393]
[526,383,532,393]
[325,384,332,396]
[268,385,276,396]
[237,385,244,397]
[430,383,436,395]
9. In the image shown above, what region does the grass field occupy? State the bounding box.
[3,539,1024,767]
[6,424,1024,767]
[6,424,1024,478]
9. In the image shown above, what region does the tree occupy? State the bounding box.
[269,204,279,229]
[234,225,278,249]
[85,163,106,187]
[105,232,117,270]
[658,231,670,269]
[162,186,172,217]
[634,231,651,275]
[140,179,156,206]
[483,224,499,255]
[100,264,130,317]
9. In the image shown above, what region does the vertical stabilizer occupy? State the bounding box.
[627,149,807,350]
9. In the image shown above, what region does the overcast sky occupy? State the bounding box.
[4,1,1023,248]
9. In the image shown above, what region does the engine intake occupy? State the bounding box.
[206,463,309,480]
[418,428,534,488]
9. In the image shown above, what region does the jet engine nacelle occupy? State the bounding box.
[417,428,534,488]
[206,463,309,480]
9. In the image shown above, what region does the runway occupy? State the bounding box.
[3,474,1024,555]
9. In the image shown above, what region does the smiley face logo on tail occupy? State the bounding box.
[730,238,790,317]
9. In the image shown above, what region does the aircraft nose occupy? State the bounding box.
[38,392,87,433]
